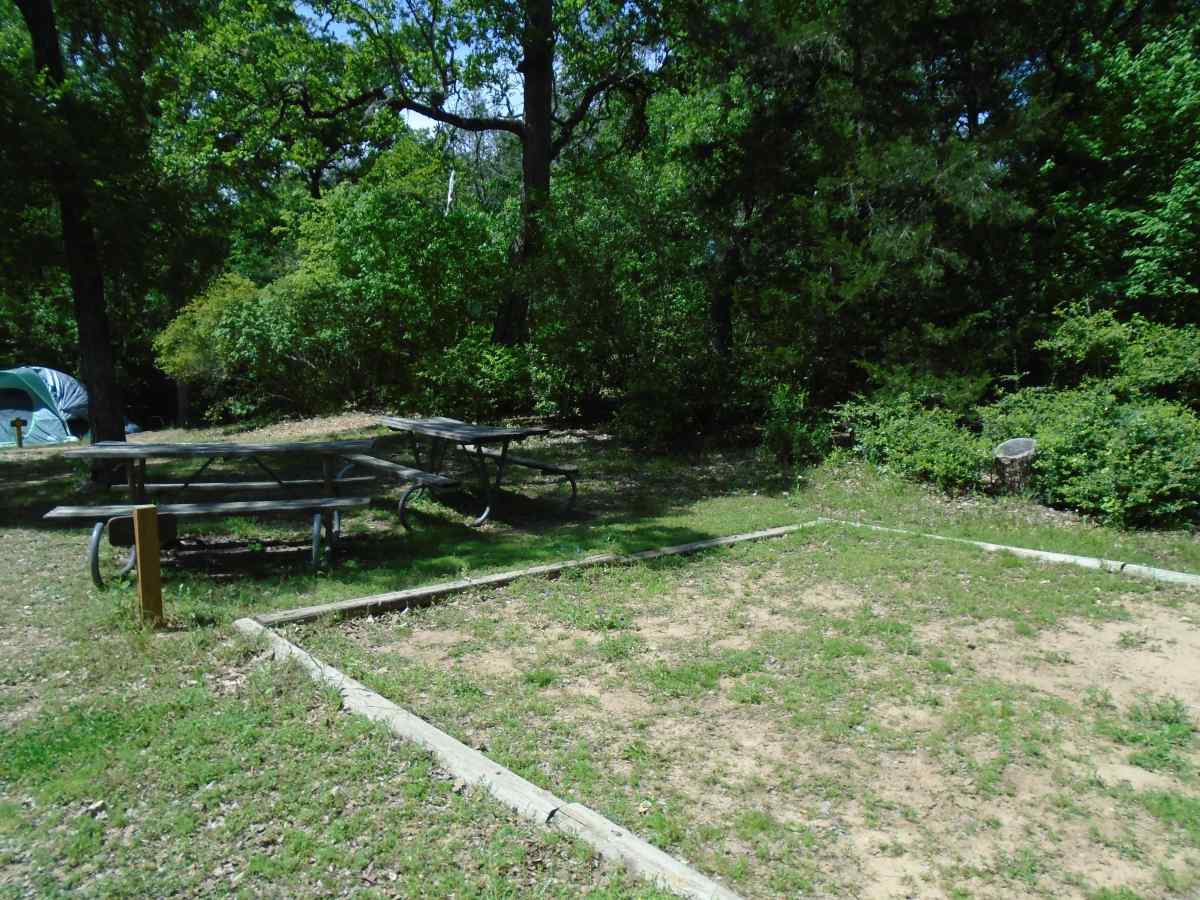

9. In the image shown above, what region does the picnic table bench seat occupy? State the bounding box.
[460,444,578,510]
[337,453,458,529]
[112,475,376,494]
[45,496,370,588]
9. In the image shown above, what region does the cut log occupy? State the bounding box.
[994,437,1037,493]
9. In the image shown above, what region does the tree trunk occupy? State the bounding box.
[176,381,190,427]
[709,239,742,358]
[16,0,125,452]
[493,0,554,346]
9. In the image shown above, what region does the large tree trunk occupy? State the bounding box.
[709,239,742,358]
[493,0,554,346]
[16,0,125,450]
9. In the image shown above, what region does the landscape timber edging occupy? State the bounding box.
[817,518,1200,587]
[252,523,821,627]
[252,517,1199,630]
[233,617,743,900]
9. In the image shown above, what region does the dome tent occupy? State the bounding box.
[0,366,87,447]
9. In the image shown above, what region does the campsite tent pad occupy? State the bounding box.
[0,367,85,447]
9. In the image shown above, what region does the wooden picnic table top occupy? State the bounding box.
[62,438,377,461]
[379,416,549,444]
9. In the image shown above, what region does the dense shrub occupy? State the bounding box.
[762,385,831,465]
[983,385,1200,527]
[414,326,565,421]
[155,148,506,419]
[1039,306,1200,406]
[839,394,991,492]
[154,273,254,385]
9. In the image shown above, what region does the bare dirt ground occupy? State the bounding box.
[314,534,1200,899]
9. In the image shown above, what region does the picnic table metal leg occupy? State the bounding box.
[249,455,287,490]
[311,513,323,567]
[468,440,508,527]
[320,456,339,541]
[163,455,217,503]
[429,437,448,474]
[397,483,426,530]
[563,471,578,511]
[87,520,135,589]
[311,512,338,568]
[88,522,106,588]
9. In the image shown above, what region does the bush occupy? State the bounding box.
[154,273,256,384]
[414,326,554,421]
[762,385,831,465]
[983,384,1200,527]
[155,151,507,420]
[839,394,990,492]
[1039,305,1200,406]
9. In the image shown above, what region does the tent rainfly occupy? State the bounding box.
[0,366,88,447]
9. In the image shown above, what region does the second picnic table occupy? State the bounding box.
[374,416,577,525]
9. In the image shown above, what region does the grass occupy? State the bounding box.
[293,527,1200,897]
[1,413,1199,895]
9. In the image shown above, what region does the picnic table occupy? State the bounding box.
[375,416,577,525]
[50,438,379,586]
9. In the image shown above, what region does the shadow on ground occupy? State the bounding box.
[2,424,794,621]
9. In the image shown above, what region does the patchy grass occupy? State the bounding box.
[2,413,1199,895]
[295,528,1200,898]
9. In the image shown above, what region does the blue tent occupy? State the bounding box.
[0,366,88,446]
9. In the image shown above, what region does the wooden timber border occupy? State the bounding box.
[252,523,818,627]
[233,617,743,900]
[819,518,1200,588]
[251,518,1198,629]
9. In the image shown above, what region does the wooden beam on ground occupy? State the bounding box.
[818,518,1200,587]
[233,617,743,900]
[253,523,820,627]
[252,515,1200,631]
[132,504,163,626]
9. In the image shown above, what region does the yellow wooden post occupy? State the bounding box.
[132,504,163,626]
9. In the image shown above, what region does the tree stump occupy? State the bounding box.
[994,437,1037,493]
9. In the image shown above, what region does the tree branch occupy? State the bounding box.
[293,83,523,137]
[294,85,383,119]
[385,95,526,136]
[550,75,626,159]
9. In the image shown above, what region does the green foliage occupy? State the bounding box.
[839,395,991,492]
[762,385,831,465]
[1046,16,1200,313]
[857,361,993,417]
[415,326,549,421]
[1039,306,1200,405]
[1097,696,1194,776]
[155,141,507,418]
[154,274,256,384]
[984,385,1200,527]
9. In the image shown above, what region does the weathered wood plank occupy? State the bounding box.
[254,523,815,626]
[234,618,742,900]
[63,438,376,460]
[379,415,548,444]
[114,476,377,494]
[45,496,370,520]
[339,453,457,487]
[462,444,578,475]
